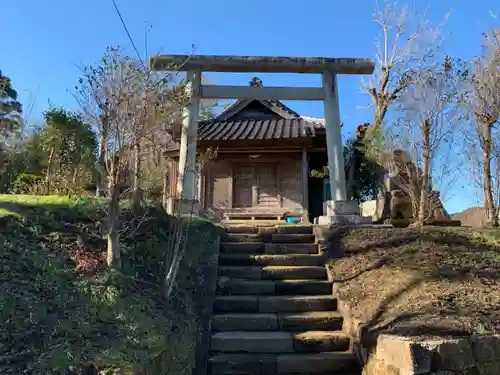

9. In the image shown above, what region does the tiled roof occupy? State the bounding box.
[214,99,300,121]
[198,118,324,142]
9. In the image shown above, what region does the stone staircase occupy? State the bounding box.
[207,224,360,375]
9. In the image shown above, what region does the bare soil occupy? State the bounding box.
[325,227,500,342]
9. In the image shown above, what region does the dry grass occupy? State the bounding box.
[325,227,500,343]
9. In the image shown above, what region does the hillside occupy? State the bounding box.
[325,226,500,348]
[0,195,221,374]
[451,206,488,228]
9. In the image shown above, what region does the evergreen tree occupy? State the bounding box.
[0,70,23,135]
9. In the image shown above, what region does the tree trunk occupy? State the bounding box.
[163,226,186,299]
[373,103,388,129]
[107,182,121,269]
[45,147,55,195]
[483,125,498,226]
[132,143,141,212]
[345,154,357,200]
[96,122,108,197]
[72,167,78,186]
[418,120,431,223]
[162,169,169,210]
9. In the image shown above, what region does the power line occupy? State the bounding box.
[110,0,146,70]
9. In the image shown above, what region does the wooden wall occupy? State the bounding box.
[167,158,179,199]
[279,155,303,211]
[204,152,304,216]
[207,159,232,210]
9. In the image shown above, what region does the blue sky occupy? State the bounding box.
[2,0,498,213]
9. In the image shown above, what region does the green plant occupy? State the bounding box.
[12,173,43,194]
[0,195,221,374]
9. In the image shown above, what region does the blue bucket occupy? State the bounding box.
[286,217,298,224]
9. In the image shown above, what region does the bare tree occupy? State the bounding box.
[375,57,464,224]
[463,29,500,226]
[362,0,449,130]
[74,47,186,269]
[348,1,450,199]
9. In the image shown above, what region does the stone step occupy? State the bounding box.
[223,225,313,235]
[220,242,265,254]
[214,295,337,313]
[210,331,350,353]
[275,225,313,234]
[224,233,265,243]
[208,352,359,374]
[218,254,324,267]
[224,226,260,234]
[219,242,319,255]
[217,279,332,296]
[218,266,327,280]
[279,311,344,331]
[212,312,344,332]
[265,243,319,255]
[272,234,315,243]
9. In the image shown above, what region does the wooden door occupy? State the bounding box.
[232,163,254,208]
[256,163,279,207]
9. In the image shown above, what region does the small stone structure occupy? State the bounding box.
[378,149,451,221]
[347,124,452,224]
[371,186,451,223]
[362,334,500,375]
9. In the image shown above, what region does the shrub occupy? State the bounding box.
[12,173,44,194]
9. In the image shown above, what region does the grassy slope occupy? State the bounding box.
[326,227,500,345]
[0,195,221,374]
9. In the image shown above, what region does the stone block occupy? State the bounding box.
[219,254,324,267]
[275,225,313,234]
[360,199,378,217]
[223,225,259,234]
[477,360,500,375]
[219,242,265,254]
[211,313,278,331]
[375,335,433,375]
[325,199,360,215]
[211,331,294,353]
[171,198,201,215]
[424,338,475,372]
[217,279,275,295]
[292,331,351,353]
[264,243,318,254]
[277,352,359,374]
[218,266,262,280]
[258,295,337,313]
[261,266,326,280]
[314,214,373,225]
[362,355,401,375]
[472,335,500,363]
[214,296,259,313]
[278,311,344,331]
[208,353,276,374]
[223,233,264,243]
[271,233,314,243]
[273,280,332,295]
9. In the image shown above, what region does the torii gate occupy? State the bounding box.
[150,55,375,224]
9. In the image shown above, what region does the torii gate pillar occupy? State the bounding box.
[176,70,201,215]
[319,71,361,224]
